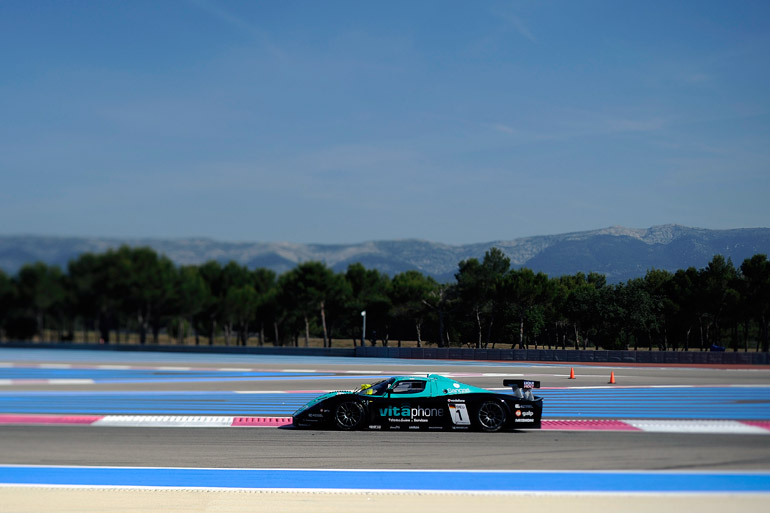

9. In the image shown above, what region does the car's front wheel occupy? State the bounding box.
[334,401,365,430]
[477,401,506,432]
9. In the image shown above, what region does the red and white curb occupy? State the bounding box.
[541,419,770,434]
[0,414,290,427]
[1,414,769,433]
[622,419,770,434]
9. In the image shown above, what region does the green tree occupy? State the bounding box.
[642,269,673,350]
[561,272,605,350]
[14,262,67,341]
[619,278,657,350]
[113,247,177,344]
[666,267,701,351]
[422,283,457,347]
[455,248,510,348]
[251,268,277,346]
[321,271,353,347]
[700,255,739,349]
[97,249,131,342]
[528,276,558,349]
[741,254,770,352]
[551,276,574,350]
[195,261,224,345]
[0,270,11,340]
[278,262,342,347]
[223,284,259,346]
[68,252,103,342]
[345,263,391,346]
[499,268,552,349]
[173,265,211,345]
[390,270,437,347]
[218,262,253,345]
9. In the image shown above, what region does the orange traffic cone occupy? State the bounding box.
[608,371,616,384]
[569,367,575,379]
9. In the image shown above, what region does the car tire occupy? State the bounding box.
[477,400,506,432]
[334,400,365,430]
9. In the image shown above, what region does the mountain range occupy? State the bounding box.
[1,225,769,283]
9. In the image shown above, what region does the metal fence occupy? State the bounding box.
[1,341,767,364]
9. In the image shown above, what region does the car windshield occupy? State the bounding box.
[357,378,394,396]
[390,379,427,394]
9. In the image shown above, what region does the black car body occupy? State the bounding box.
[292,374,542,432]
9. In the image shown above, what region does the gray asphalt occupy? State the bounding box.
[2,349,770,472]
[6,357,770,392]
[2,425,770,471]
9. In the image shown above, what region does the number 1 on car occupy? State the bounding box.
[449,403,471,425]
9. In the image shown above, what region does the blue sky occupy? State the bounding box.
[1,0,768,245]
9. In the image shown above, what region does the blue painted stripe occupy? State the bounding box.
[0,466,768,493]
[0,391,312,415]
[2,387,769,419]
[535,388,770,420]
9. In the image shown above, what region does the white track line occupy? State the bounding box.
[94,415,235,427]
[625,420,770,434]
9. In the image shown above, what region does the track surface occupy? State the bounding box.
[2,425,770,471]
[1,348,769,512]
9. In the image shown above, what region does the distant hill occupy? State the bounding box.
[1,225,769,283]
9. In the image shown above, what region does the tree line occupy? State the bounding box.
[0,246,768,352]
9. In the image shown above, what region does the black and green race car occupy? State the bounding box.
[292,374,542,432]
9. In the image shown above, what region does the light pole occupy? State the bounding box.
[361,310,366,346]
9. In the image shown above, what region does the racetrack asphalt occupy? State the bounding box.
[1,347,769,512]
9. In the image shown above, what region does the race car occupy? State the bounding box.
[292,374,542,432]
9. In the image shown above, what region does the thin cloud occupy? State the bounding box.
[491,123,516,134]
[679,72,712,84]
[507,13,536,42]
[493,8,537,43]
[186,0,264,39]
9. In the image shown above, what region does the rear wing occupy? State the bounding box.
[503,379,540,400]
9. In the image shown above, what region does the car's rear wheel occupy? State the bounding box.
[334,401,365,430]
[477,401,506,432]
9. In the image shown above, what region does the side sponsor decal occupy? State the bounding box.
[378,404,444,424]
[442,383,471,395]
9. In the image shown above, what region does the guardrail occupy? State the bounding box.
[353,345,770,365]
[1,341,767,364]
[0,341,356,358]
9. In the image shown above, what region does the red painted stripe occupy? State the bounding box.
[232,417,641,430]
[1,414,763,433]
[0,413,103,425]
[541,419,639,431]
[742,421,770,431]
[232,416,293,427]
